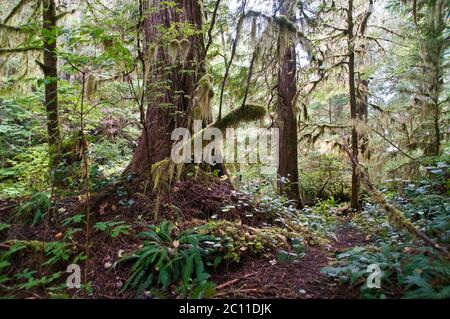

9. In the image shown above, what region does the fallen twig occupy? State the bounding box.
[0,204,16,213]
[216,279,239,290]
[214,288,260,298]
[216,272,256,290]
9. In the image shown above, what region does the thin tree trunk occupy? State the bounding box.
[42,0,61,173]
[128,0,205,174]
[277,0,304,208]
[347,0,360,212]
[430,51,442,156]
[358,79,369,160]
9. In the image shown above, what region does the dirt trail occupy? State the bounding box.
[212,226,370,299]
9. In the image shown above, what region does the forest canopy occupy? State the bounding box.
[0,0,448,300]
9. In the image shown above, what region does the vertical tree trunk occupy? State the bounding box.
[347,0,361,212]
[424,0,444,156]
[358,79,369,160]
[418,1,445,157]
[427,51,443,157]
[42,0,61,172]
[276,0,304,208]
[128,0,205,174]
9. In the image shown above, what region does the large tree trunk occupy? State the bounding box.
[42,0,61,172]
[128,0,205,174]
[347,0,361,212]
[276,0,304,208]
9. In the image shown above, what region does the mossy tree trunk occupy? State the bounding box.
[276,0,304,209]
[42,0,61,174]
[128,0,205,175]
[421,2,446,157]
[358,79,369,160]
[347,0,361,212]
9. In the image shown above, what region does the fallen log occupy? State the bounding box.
[340,143,449,259]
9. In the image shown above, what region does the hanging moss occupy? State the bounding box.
[84,75,98,102]
[146,43,158,63]
[235,15,245,44]
[192,74,214,121]
[298,36,312,58]
[274,15,298,33]
[168,39,180,64]
[214,103,266,131]
[151,158,183,193]
[178,38,190,63]
[278,26,290,59]
[251,17,257,43]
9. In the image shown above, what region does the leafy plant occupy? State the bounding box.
[94,221,131,238]
[16,191,51,225]
[321,243,450,299]
[0,240,84,296]
[14,269,62,291]
[62,214,85,226]
[120,220,218,298]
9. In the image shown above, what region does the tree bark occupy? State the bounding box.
[128,0,205,174]
[42,0,61,172]
[426,51,443,157]
[276,0,304,208]
[421,1,445,157]
[347,0,361,212]
[358,79,369,160]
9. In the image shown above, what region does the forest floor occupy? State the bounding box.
[211,224,370,299]
[0,187,375,299]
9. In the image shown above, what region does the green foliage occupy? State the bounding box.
[136,211,305,298]
[194,220,308,263]
[237,176,334,244]
[315,196,336,214]
[238,176,298,221]
[382,158,449,244]
[94,221,131,239]
[0,240,85,296]
[120,221,217,298]
[0,0,448,301]
[16,191,51,225]
[0,98,49,199]
[62,214,85,227]
[299,153,350,203]
[401,193,449,244]
[323,172,450,299]
[14,270,62,291]
[321,244,450,299]
[0,99,43,163]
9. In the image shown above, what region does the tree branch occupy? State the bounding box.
[0,46,42,55]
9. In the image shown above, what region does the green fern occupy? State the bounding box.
[120,221,218,298]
